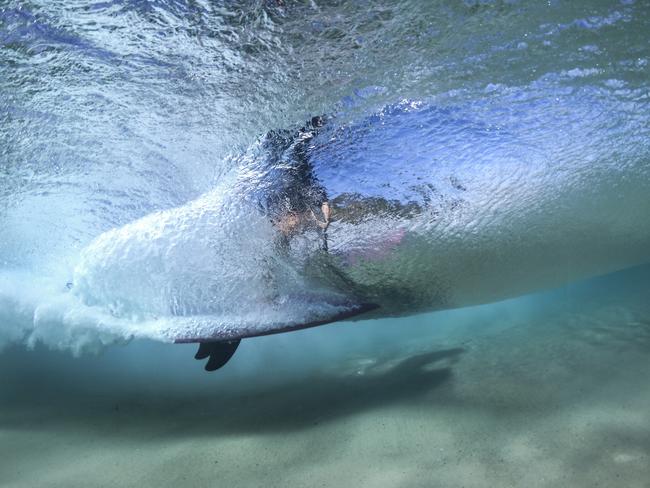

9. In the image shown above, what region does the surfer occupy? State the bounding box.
[262,115,332,250]
[258,112,425,259]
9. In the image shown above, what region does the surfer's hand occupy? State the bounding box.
[311,209,330,230]
[315,201,331,229]
[311,214,329,229]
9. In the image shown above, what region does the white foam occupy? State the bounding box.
[0,270,133,354]
[0,181,338,353]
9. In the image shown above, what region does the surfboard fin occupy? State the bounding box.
[195,340,241,371]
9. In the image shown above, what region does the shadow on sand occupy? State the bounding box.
[0,347,465,437]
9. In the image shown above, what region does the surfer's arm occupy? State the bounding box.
[311,201,331,229]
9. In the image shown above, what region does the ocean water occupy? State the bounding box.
[1,0,650,487]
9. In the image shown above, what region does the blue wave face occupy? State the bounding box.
[1,0,649,352]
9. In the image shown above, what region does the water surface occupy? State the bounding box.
[1,0,650,486]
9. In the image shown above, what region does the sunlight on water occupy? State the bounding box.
[1,0,649,486]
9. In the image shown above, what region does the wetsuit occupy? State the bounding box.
[260,116,329,248]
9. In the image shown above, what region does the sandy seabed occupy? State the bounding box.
[1,267,649,488]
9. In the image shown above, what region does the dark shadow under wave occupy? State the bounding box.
[0,346,464,436]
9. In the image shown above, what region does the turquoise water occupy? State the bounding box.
[1,1,650,486]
